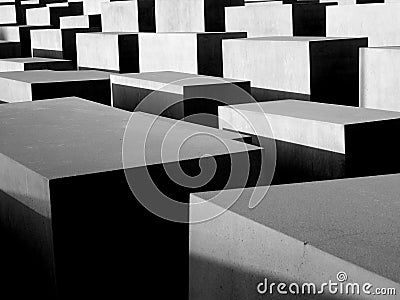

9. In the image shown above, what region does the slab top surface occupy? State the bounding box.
[0,57,71,63]
[235,36,365,42]
[225,100,400,125]
[193,173,400,283]
[0,98,258,180]
[0,70,110,83]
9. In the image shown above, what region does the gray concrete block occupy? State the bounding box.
[223,36,367,105]
[26,1,83,27]
[0,97,261,298]
[140,32,247,77]
[0,25,53,56]
[111,71,251,127]
[0,70,111,104]
[59,14,101,29]
[101,0,155,32]
[0,57,74,71]
[360,47,400,112]
[76,32,139,72]
[189,175,400,299]
[155,0,244,32]
[0,40,21,58]
[327,3,400,46]
[0,4,17,24]
[31,27,100,67]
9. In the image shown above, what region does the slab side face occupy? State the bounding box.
[155,0,205,32]
[76,33,121,71]
[30,29,63,51]
[223,38,311,94]
[0,78,32,102]
[326,4,400,46]
[101,1,139,32]
[139,33,199,74]
[225,5,293,37]
[360,47,400,111]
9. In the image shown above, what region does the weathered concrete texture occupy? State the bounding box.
[140,32,247,77]
[226,2,333,37]
[101,0,155,32]
[155,0,244,32]
[59,14,101,29]
[219,100,400,153]
[0,40,21,58]
[0,25,52,57]
[25,1,83,27]
[223,36,367,105]
[76,32,139,72]
[31,27,100,67]
[0,70,110,104]
[360,47,400,112]
[0,4,17,24]
[0,57,73,71]
[0,97,260,299]
[190,174,400,299]
[111,71,251,127]
[327,3,400,46]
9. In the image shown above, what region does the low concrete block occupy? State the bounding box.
[223,36,367,105]
[0,40,21,58]
[327,3,400,46]
[189,175,400,299]
[76,32,139,72]
[360,47,400,112]
[0,97,261,299]
[140,32,247,77]
[0,70,110,104]
[111,71,251,127]
[26,2,83,27]
[0,4,17,25]
[101,0,155,32]
[0,25,52,57]
[226,2,334,37]
[31,27,100,67]
[155,0,244,32]
[59,14,101,29]
[0,57,74,71]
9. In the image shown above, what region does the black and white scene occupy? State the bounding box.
[0,0,399,299]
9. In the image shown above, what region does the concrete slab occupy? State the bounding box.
[26,2,83,27]
[0,25,53,57]
[360,47,400,112]
[0,4,17,24]
[76,32,139,72]
[219,100,400,153]
[140,32,247,77]
[0,97,261,299]
[223,36,367,105]
[226,2,333,37]
[327,3,400,46]
[0,40,21,58]
[0,70,110,104]
[101,0,155,32]
[155,0,244,32]
[59,14,101,29]
[111,71,251,127]
[0,57,74,71]
[190,174,400,299]
[31,27,100,67]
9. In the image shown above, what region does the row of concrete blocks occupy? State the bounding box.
[1,93,400,297]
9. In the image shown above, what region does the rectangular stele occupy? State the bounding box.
[110,71,251,127]
[59,14,102,29]
[155,0,244,32]
[326,3,400,46]
[0,70,111,104]
[360,46,400,112]
[219,100,400,181]
[189,175,400,299]
[25,2,83,27]
[225,1,333,37]
[0,97,262,299]
[0,57,74,71]
[222,36,368,105]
